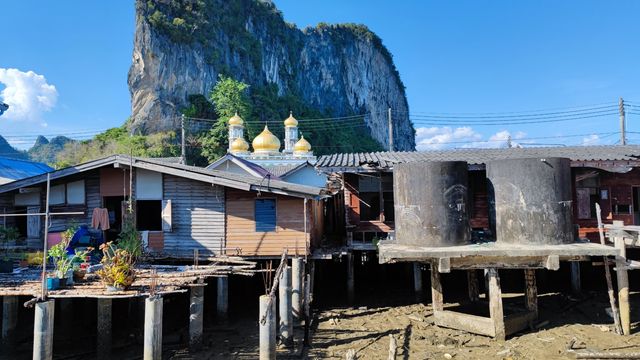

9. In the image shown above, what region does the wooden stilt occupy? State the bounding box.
[487,268,505,341]
[467,270,480,302]
[430,262,443,312]
[570,262,582,295]
[524,269,538,317]
[614,234,630,335]
[346,253,355,305]
[413,263,424,302]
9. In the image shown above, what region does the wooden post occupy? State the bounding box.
[614,234,630,335]
[217,276,228,320]
[487,269,505,340]
[143,296,163,360]
[278,266,293,347]
[413,263,424,302]
[570,262,581,295]
[33,300,55,360]
[467,270,480,302]
[430,262,443,313]
[346,253,355,305]
[97,298,112,359]
[2,296,18,342]
[189,285,205,347]
[292,257,304,319]
[524,269,538,317]
[259,295,276,360]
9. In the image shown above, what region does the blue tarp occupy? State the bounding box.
[0,157,52,182]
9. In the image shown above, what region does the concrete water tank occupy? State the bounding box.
[393,161,471,247]
[486,157,574,245]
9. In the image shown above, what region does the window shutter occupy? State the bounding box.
[255,199,276,232]
[162,199,172,232]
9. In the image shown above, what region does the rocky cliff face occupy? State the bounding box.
[128,0,415,151]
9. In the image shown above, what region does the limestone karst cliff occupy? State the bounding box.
[128,0,415,151]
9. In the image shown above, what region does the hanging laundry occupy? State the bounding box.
[91,208,110,230]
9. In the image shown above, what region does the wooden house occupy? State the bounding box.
[316,145,640,250]
[0,155,327,258]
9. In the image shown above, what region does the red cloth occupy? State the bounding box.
[91,208,110,230]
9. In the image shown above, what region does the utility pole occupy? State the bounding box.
[619,97,626,145]
[388,107,394,152]
[181,114,186,164]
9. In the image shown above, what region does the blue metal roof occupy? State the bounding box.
[0,157,52,182]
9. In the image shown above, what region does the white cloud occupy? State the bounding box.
[415,126,527,150]
[582,134,600,145]
[415,126,482,150]
[0,68,58,123]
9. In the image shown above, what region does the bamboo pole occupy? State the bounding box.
[595,203,623,335]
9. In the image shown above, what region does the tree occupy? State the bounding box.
[199,75,253,162]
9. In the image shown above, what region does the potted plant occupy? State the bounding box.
[96,242,136,292]
[47,225,92,288]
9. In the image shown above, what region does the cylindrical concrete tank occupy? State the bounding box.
[486,157,574,245]
[393,161,471,247]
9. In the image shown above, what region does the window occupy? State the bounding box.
[15,191,40,206]
[136,169,163,200]
[50,185,65,205]
[136,200,162,231]
[66,180,85,204]
[255,199,276,232]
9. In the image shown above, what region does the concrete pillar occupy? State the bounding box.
[346,253,355,305]
[292,258,304,320]
[96,298,112,360]
[143,296,163,360]
[259,295,276,360]
[216,276,228,319]
[570,262,581,295]
[189,285,205,347]
[278,266,293,347]
[2,296,18,342]
[33,300,55,360]
[413,263,424,302]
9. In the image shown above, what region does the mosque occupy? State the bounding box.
[206,112,327,188]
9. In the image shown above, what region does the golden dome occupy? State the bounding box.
[228,112,244,126]
[230,137,249,153]
[293,135,312,154]
[252,125,281,154]
[284,111,298,127]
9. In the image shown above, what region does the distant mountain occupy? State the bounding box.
[0,135,28,160]
[28,136,73,164]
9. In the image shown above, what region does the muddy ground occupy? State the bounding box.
[164,291,640,359]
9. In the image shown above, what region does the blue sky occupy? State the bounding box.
[1,1,640,150]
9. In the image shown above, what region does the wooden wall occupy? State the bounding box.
[162,174,225,256]
[226,189,310,256]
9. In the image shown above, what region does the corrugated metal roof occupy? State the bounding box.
[0,155,326,198]
[0,157,52,182]
[316,145,640,170]
[262,163,303,177]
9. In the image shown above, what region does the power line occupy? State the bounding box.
[400,104,618,119]
[410,111,619,126]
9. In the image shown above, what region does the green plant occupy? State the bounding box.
[48,224,92,279]
[96,242,136,289]
[0,226,20,244]
[117,214,142,258]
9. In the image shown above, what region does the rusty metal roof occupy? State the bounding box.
[316,145,640,170]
